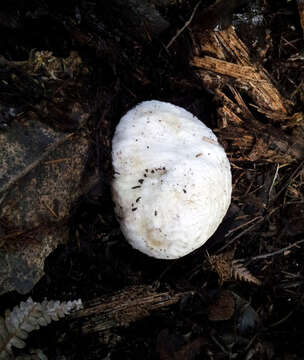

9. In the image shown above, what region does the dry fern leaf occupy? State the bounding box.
[207,251,234,285]
[0,297,83,359]
[232,260,261,286]
[208,252,261,286]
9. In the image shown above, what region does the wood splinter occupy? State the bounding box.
[70,285,193,334]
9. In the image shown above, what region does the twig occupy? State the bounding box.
[44,157,72,165]
[274,159,304,201]
[41,200,59,219]
[210,334,229,355]
[268,310,294,328]
[166,0,201,50]
[218,205,281,253]
[268,163,280,200]
[243,239,304,264]
[217,216,264,253]
[224,216,263,238]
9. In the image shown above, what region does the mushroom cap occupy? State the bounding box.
[112,100,232,259]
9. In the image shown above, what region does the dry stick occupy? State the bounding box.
[218,206,280,254]
[217,216,264,253]
[210,334,230,355]
[268,310,294,329]
[268,163,280,199]
[273,159,304,201]
[225,216,264,238]
[41,200,59,219]
[242,239,304,265]
[166,0,201,50]
[70,285,193,334]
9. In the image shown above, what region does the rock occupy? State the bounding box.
[0,117,91,294]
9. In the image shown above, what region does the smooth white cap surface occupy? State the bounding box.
[112,100,232,259]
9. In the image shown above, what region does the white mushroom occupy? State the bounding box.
[111,100,232,259]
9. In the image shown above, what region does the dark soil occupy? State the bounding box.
[1,0,304,359]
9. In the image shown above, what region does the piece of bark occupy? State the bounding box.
[190,25,304,163]
[70,285,193,334]
[192,26,290,119]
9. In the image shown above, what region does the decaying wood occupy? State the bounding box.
[192,27,288,117]
[192,56,263,83]
[70,285,193,334]
[191,26,304,163]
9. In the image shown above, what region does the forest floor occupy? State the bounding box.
[1,0,304,359]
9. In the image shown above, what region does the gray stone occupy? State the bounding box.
[0,118,90,294]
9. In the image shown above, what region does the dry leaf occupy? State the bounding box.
[156,329,206,360]
[208,290,235,321]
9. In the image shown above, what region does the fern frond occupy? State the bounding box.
[232,260,261,286]
[207,251,261,286]
[0,297,83,359]
[207,251,234,285]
